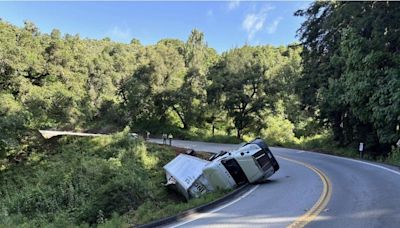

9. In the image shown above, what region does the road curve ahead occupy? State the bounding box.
[149,139,400,228]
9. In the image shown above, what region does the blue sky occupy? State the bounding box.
[0,1,311,53]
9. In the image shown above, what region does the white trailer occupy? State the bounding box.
[164,139,280,199]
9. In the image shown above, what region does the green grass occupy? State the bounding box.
[0,128,228,227]
[290,134,359,158]
[131,190,228,225]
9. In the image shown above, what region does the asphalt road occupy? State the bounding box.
[149,139,400,228]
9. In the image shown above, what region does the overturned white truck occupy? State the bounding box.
[164,138,280,199]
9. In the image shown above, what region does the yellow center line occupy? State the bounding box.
[277,155,332,228]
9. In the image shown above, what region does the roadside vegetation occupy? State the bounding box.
[0,129,227,227]
[0,1,399,226]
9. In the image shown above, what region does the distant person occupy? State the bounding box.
[146,131,150,141]
[162,133,167,145]
[168,133,173,146]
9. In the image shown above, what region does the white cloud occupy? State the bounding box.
[242,6,274,40]
[266,17,283,34]
[227,0,240,11]
[242,14,264,40]
[108,26,131,41]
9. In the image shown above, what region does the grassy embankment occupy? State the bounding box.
[0,129,227,227]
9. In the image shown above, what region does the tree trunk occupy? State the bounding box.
[172,105,188,129]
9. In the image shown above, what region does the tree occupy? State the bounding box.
[169,30,216,129]
[0,93,29,159]
[119,44,186,127]
[296,1,400,154]
[209,46,269,138]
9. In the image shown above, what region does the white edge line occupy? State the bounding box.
[280,148,400,177]
[327,154,400,176]
[169,184,260,228]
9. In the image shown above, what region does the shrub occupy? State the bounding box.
[0,129,172,226]
[386,146,400,165]
[0,128,235,227]
[261,115,296,146]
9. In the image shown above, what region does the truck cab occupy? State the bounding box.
[164,139,280,199]
[203,138,279,190]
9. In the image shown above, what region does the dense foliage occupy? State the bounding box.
[295,1,400,155]
[1,2,399,160]
[0,129,232,227]
[0,130,175,226]
[0,19,307,161]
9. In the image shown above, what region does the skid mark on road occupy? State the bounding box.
[278,156,332,228]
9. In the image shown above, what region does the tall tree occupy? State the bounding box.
[170,29,217,129]
[296,1,400,153]
[209,46,269,138]
[119,44,186,127]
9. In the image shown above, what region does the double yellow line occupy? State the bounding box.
[277,156,332,228]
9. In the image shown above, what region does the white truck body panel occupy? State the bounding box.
[163,154,212,199]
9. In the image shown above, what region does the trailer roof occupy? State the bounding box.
[163,154,210,190]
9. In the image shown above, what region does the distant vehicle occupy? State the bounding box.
[164,138,280,199]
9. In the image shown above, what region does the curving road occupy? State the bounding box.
[149,139,400,228]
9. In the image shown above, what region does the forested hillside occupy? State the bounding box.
[1,1,399,164]
[1,1,400,226]
[0,18,307,160]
